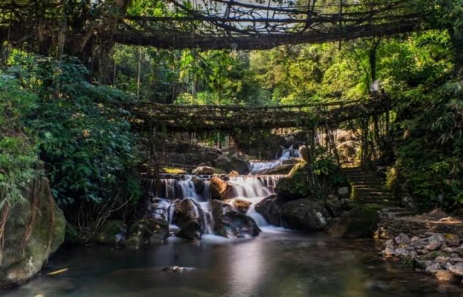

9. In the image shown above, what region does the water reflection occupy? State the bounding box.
[4,230,463,297]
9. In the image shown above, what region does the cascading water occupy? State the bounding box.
[249,145,302,174]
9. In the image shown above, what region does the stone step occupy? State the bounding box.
[354,190,393,196]
[382,207,409,213]
[356,196,397,201]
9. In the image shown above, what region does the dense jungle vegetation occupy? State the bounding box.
[1,0,463,238]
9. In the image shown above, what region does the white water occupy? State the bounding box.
[248,145,302,174]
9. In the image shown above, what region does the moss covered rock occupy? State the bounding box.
[94,220,127,246]
[126,218,169,248]
[0,178,65,289]
[275,162,309,199]
[281,198,330,231]
[327,204,382,238]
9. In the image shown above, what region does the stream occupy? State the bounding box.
[5,230,463,297]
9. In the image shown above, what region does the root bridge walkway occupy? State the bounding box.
[131,98,391,132]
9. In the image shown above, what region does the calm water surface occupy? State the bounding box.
[4,228,463,297]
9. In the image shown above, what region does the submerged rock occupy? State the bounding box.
[435,270,458,283]
[0,178,66,289]
[95,220,127,246]
[327,204,382,238]
[281,199,330,231]
[162,266,196,273]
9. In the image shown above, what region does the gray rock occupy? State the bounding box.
[426,240,442,251]
[255,195,284,226]
[337,187,349,196]
[395,248,409,257]
[447,262,463,277]
[411,236,421,243]
[425,263,443,274]
[281,199,330,231]
[395,233,411,245]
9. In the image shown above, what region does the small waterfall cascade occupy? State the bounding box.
[249,145,302,174]
[153,174,283,232]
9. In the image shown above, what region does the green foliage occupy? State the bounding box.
[7,53,141,206]
[0,75,39,209]
[389,79,463,211]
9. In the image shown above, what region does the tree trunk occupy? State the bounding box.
[450,28,463,78]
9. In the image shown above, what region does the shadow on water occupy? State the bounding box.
[4,229,463,297]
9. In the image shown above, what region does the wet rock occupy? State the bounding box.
[178,221,202,241]
[95,220,127,246]
[226,198,252,214]
[212,200,260,238]
[191,177,205,194]
[281,199,330,231]
[435,270,458,283]
[172,198,205,240]
[425,263,443,274]
[147,198,171,221]
[395,233,410,245]
[126,218,169,248]
[255,195,286,226]
[327,204,382,238]
[447,262,463,277]
[210,177,233,200]
[192,166,215,175]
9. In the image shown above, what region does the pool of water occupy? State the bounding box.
[4,228,463,297]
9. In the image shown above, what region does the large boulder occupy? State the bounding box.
[0,178,66,289]
[94,220,127,246]
[327,204,382,238]
[172,198,205,240]
[255,195,287,226]
[274,162,309,200]
[214,154,249,175]
[125,218,169,248]
[211,200,260,238]
[281,199,330,231]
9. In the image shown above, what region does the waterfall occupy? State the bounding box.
[249,145,301,174]
[155,175,282,231]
